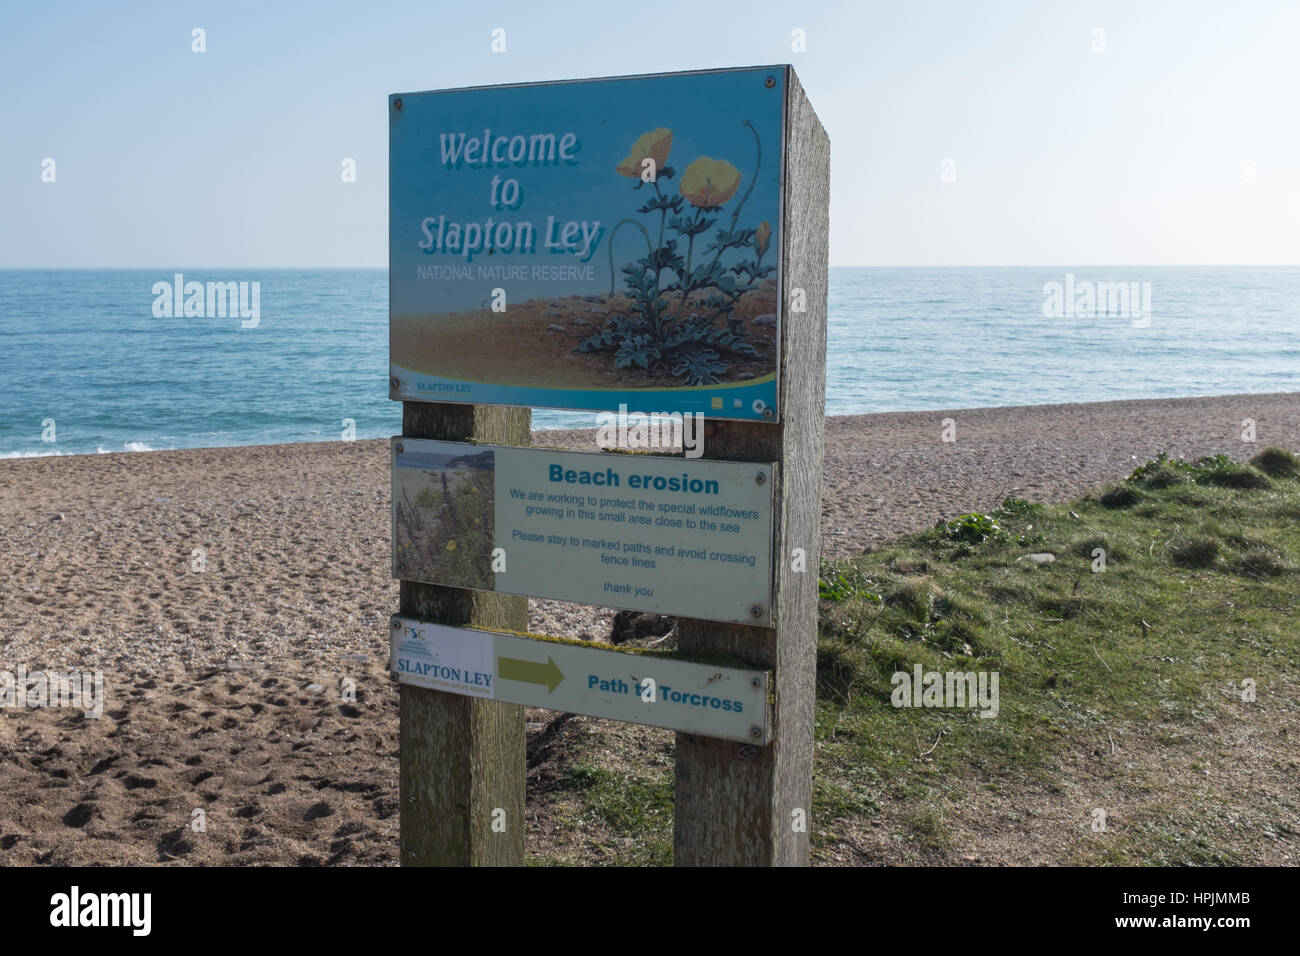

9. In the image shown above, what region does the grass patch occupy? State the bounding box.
[1099,484,1141,508]
[1128,451,1273,491]
[809,450,1300,865]
[554,763,673,864]
[1251,446,1300,479]
[1170,535,1220,568]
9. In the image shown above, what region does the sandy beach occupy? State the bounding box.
[1,391,1297,865]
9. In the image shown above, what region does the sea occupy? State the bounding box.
[1,267,1296,457]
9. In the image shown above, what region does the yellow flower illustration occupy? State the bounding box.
[445,540,457,552]
[755,220,771,257]
[616,128,673,178]
[680,157,742,208]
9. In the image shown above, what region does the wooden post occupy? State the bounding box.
[673,68,830,866]
[398,402,530,866]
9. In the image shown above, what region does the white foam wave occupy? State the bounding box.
[0,449,70,459]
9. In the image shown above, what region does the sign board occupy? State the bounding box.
[392,437,775,625]
[389,66,785,421]
[390,616,771,743]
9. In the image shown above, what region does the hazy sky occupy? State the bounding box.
[2,0,1297,267]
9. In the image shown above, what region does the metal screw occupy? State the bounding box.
[395,442,404,454]
[389,671,400,681]
[750,726,763,739]
[763,407,775,419]
[750,604,763,619]
[755,471,766,485]
[750,676,761,688]
[393,97,403,111]
[764,76,775,89]
[391,619,401,629]
[390,376,400,390]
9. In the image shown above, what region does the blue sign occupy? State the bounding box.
[389,66,785,421]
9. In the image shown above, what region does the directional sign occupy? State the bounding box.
[389,66,785,421]
[390,615,771,744]
[392,437,775,625]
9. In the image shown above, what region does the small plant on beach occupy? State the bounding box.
[1126,453,1189,489]
[1171,535,1221,569]
[1249,446,1299,479]
[818,563,882,604]
[576,126,773,385]
[1194,454,1271,489]
[818,572,858,602]
[1236,547,1290,577]
[996,496,1042,518]
[1100,484,1142,509]
[1127,452,1273,492]
[941,512,1006,545]
[1127,452,1178,482]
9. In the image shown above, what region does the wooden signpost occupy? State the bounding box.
[389,65,828,866]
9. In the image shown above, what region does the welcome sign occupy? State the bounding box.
[389,66,785,421]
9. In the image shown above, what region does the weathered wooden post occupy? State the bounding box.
[396,404,529,866]
[674,70,829,866]
[388,65,827,867]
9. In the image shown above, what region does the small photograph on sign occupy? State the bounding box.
[393,445,496,589]
[390,67,784,421]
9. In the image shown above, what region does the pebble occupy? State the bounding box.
[572,318,589,326]
[752,313,777,326]
[547,324,565,333]
[1019,553,1056,564]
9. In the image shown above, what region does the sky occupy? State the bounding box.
[1,0,1297,268]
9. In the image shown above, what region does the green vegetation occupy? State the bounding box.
[808,446,1299,864]
[1125,451,1277,490]
[537,447,1300,865]
[940,511,1007,545]
[533,741,676,866]
[557,764,673,862]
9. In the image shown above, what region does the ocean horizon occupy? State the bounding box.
[2,265,1296,458]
